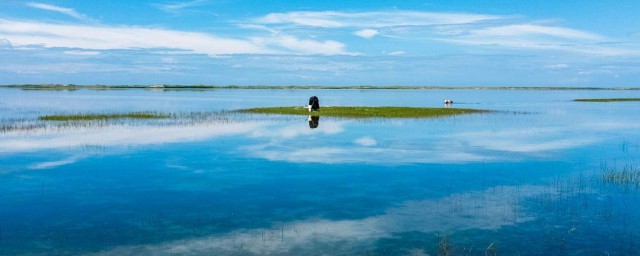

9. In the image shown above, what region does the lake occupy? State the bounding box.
[1,88,640,255]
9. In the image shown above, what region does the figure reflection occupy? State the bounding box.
[308,115,319,129]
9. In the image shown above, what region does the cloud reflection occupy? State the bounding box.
[91,185,544,255]
[3,115,637,168]
[0,122,264,153]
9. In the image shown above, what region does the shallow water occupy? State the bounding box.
[1,88,640,255]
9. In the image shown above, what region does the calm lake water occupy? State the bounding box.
[1,88,640,255]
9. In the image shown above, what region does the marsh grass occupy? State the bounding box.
[574,98,640,102]
[237,106,491,118]
[40,112,170,121]
[602,166,640,188]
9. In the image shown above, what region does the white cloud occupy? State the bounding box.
[251,11,640,57]
[387,50,406,56]
[254,11,503,28]
[153,0,209,13]
[0,19,357,56]
[253,35,354,55]
[353,29,379,39]
[473,24,603,40]
[441,24,640,56]
[545,64,569,69]
[26,2,91,21]
[0,19,269,56]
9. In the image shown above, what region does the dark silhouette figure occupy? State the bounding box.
[308,96,320,111]
[308,115,319,129]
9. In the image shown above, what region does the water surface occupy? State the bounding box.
[1,88,640,255]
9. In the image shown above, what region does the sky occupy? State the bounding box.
[0,0,639,86]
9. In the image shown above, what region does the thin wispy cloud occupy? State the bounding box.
[26,2,92,21]
[0,19,355,56]
[254,11,504,28]
[153,0,209,13]
[439,24,638,56]
[252,10,638,57]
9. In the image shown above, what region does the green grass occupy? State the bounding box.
[237,106,490,118]
[574,98,640,102]
[40,112,170,121]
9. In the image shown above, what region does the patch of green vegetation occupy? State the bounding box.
[574,98,640,102]
[237,106,490,118]
[40,112,169,121]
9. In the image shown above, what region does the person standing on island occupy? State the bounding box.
[308,96,320,112]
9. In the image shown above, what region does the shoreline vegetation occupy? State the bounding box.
[238,106,491,118]
[2,84,640,91]
[40,112,169,121]
[574,98,640,102]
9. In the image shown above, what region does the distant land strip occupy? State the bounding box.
[1,84,640,91]
[574,98,640,102]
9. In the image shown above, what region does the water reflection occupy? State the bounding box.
[308,115,319,129]
[2,88,640,255]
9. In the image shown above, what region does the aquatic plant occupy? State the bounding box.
[237,106,491,118]
[438,236,451,256]
[39,112,170,121]
[602,166,640,187]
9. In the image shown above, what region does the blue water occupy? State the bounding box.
[1,88,640,255]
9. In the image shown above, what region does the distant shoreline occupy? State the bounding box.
[1,84,639,91]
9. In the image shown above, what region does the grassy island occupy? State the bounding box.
[574,98,640,102]
[238,106,490,118]
[40,112,169,121]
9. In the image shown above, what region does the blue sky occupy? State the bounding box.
[0,0,639,86]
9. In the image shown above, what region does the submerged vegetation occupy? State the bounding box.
[574,98,640,102]
[238,106,491,118]
[602,166,640,187]
[40,112,170,121]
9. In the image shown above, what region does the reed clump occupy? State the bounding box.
[39,112,169,121]
[602,166,640,187]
